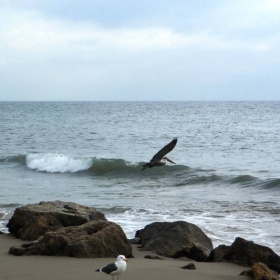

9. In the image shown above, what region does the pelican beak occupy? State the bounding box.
[165,157,176,164]
[141,163,148,171]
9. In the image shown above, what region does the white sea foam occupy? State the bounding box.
[26,153,92,173]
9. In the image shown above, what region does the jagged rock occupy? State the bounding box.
[208,237,280,273]
[9,220,133,258]
[181,263,196,270]
[208,244,230,262]
[240,262,279,280]
[135,229,144,238]
[138,221,213,261]
[6,201,106,240]
[9,246,26,256]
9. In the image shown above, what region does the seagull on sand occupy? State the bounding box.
[95,255,129,280]
[142,138,178,171]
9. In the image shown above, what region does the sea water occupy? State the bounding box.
[0,101,279,254]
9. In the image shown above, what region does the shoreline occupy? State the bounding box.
[0,234,251,280]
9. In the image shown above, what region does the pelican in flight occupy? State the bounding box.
[142,138,177,171]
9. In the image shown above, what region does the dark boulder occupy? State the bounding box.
[138,221,213,261]
[128,237,141,244]
[7,201,106,240]
[9,220,133,258]
[208,237,280,273]
[208,244,230,262]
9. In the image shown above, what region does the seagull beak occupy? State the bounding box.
[125,258,129,263]
[165,157,176,164]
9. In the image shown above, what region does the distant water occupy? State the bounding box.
[0,101,279,254]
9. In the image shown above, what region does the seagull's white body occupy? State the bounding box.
[96,255,128,280]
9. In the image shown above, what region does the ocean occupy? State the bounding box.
[0,101,279,254]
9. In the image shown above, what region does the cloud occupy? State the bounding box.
[1,5,273,62]
[0,1,279,101]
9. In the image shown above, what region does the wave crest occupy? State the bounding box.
[26,153,92,173]
[0,155,26,166]
[25,153,144,174]
[25,153,189,175]
[3,154,280,190]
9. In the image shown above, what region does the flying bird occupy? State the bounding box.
[142,138,178,171]
[95,255,128,280]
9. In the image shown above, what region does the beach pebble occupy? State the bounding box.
[181,263,196,270]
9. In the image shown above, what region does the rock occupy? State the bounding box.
[208,237,280,273]
[9,220,133,258]
[7,201,106,240]
[138,221,213,261]
[135,229,144,239]
[181,263,196,270]
[240,262,279,280]
[9,246,26,256]
[208,244,230,262]
[128,237,141,244]
[18,215,62,241]
[144,255,165,260]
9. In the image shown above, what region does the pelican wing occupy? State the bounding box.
[151,138,177,162]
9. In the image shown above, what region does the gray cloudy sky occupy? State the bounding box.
[1,0,279,101]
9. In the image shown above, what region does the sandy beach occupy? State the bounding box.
[0,234,251,280]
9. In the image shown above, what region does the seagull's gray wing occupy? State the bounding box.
[100,262,118,274]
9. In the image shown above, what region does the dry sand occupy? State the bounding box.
[0,234,251,280]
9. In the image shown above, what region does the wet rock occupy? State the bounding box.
[240,262,279,280]
[9,220,133,258]
[9,246,26,256]
[135,229,144,239]
[208,244,230,262]
[181,263,196,270]
[138,221,213,261]
[7,201,106,240]
[144,255,165,260]
[208,237,280,273]
[128,237,141,244]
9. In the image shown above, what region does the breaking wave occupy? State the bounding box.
[0,153,188,175]
[0,154,26,166]
[26,153,92,173]
[1,154,280,189]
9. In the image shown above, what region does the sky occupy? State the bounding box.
[0,0,280,101]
